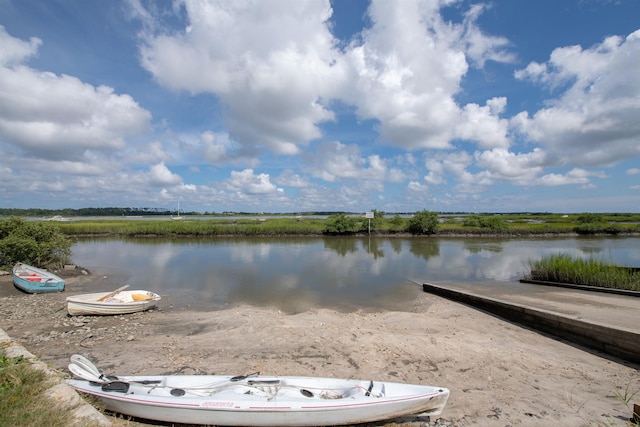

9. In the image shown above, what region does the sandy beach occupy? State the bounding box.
[1,270,638,426]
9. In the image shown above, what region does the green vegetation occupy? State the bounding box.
[614,381,640,425]
[1,211,639,239]
[57,217,328,237]
[526,253,640,291]
[358,209,385,232]
[573,212,622,235]
[0,352,75,427]
[462,215,507,231]
[324,209,403,234]
[0,349,147,427]
[324,214,358,234]
[52,210,446,236]
[406,210,439,235]
[0,217,73,269]
[439,212,640,236]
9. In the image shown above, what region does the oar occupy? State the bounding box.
[68,354,260,391]
[98,284,130,302]
[70,354,103,379]
[69,363,104,383]
[69,362,162,386]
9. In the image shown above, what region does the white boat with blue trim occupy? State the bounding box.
[12,262,65,293]
[67,355,449,426]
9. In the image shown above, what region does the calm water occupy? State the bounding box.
[70,236,640,313]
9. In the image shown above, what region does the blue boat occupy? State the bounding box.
[12,262,65,293]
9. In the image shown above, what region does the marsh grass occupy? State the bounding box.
[0,353,75,427]
[43,213,640,237]
[57,218,327,236]
[527,254,640,291]
[613,381,640,426]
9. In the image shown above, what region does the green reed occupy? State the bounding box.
[57,218,327,237]
[49,213,640,237]
[527,253,640,291]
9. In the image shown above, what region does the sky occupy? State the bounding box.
[1,0,639,214]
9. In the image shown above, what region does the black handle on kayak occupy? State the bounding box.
[231,372,260,382]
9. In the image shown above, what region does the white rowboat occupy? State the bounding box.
[67,355,449,426]
[66,290,160,316]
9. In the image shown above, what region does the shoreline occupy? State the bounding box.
[56,230,640,238]
[1,272,638,426]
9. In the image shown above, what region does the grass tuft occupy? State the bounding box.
[527,253,640,291]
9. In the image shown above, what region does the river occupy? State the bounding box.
[70,236,640,313]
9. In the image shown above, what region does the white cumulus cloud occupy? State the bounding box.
[340,0,514,151]
[537,168,605,187]
[513,29,640,167]
[0,28,152,161]
[138,0,340,156]
[307,141,407,183]
[149,162,182,186]
[135,0,516,158]
[224,169,281,194]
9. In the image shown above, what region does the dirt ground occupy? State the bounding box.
[1,269,639,427]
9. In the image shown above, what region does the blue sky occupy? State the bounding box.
[1,0,639,213]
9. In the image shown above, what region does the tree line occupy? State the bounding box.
[0,207,176,217]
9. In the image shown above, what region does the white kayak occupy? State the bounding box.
[66,290,160,316]
[67,355,449,426]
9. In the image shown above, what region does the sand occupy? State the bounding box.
[1,271,638,426]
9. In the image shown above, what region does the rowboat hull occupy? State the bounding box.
[67,374,449,426]
[12,263,65,294]
[66,290,160,316]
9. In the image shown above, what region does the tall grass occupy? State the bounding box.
[0,351,139,427]
[57,218,327,236]
[49,214,640,237]
[0,353,75,426]
[527,253,640,291]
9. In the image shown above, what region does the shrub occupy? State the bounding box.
[0,217,73,269]
[462,215,482,227]
[576,213,605,224]
[480,216,507,231]
[390,214,404,227]
[406,210,439,235]
[574,223,621,235]
[323,214,358,235]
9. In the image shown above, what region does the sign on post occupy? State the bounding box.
[365,212,374,235]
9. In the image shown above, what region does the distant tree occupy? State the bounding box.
[323,214,358,235]
[0,217,73,269]
[406,210,439,235]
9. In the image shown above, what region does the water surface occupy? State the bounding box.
[71,236,640,312]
